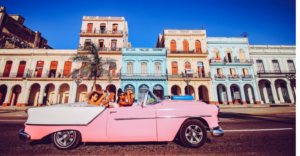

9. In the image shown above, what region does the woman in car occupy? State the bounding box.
[118,90,135,107]
[86,90,107,106]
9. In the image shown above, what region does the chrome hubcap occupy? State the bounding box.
[185,125,203,144]
[55,130,76,148]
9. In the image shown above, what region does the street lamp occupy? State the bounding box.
[286,74,296,104]
[73,75,83,102]
[183,74,191,96]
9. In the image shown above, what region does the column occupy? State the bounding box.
[52,87,59,105]
[286,81,295,103]
[247,86,254,104]
[22,81,31,106]
[254,82,262,104]
[239,84,247,104]
[212,83,219,104]
[261,83,269,103]
[194,84,199,100]
[181,84,185,96]
[17,83,26,107]
[226,85,233,105]
[10,58,18,77]
[275,83,285,103]
[88,82,92,92]
[42,59,49,77]
[37,83,45,106]
[70,82,77,103]
[2,83,12,107]
[218,85,224,104]
[0,58,4,72]
[270,81,280,104]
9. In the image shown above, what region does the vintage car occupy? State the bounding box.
[19,89,223,150]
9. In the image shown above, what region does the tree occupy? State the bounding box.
[68,43,116,91]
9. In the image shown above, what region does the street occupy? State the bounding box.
[0,107,296,155]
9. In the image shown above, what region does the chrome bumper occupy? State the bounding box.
[211,126,224,137]
[18,129,30,142]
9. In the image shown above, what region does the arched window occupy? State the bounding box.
[170,40,176,51]
[127,62,133,76]
[87,23,93,33]
[238,49,246,62]
[112,24,118,34]
[111,39,117,51]
[98,39,104,51]
[141,63,147,76]
[100,23,106,33]
[155,62,161,76]
[17,61,26,77]
[3,61,13,77]
[226,49,233,63]
[213,48,220,60]
[84,39,91,50]
[197,62,205,77]
[171,61,178,75]
[195,40,202,54]
[185,62,191,69]
[183,40,189,51]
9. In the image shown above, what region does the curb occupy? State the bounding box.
[218,104,295,109]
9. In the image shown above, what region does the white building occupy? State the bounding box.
[249,45,296,104]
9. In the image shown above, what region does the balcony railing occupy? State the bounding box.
[210,58,224,63]
[257,70,296,74]
[0,73,26,78]
[228,74,240,79]
[167,49,208,54]
[234,59,254,63]
[215,74,227,80]
[241,74,253,79]
[80,30,123,34]
[121,73,167,78]
[77,47,122,52]
[168,73,211,78]
[210,58,254,64]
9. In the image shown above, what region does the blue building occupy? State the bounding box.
[207,37,260,105]
[121,48,168,99]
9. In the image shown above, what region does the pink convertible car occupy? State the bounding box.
[19,90,223,150]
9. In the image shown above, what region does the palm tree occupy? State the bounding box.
[68,43,116,91]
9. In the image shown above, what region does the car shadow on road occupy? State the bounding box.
[85,141,169,147]
[219,112,295,125]
[29,135,52,146]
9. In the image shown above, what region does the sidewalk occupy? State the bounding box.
[218,103,295,109]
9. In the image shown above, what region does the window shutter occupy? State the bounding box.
[17,61,26,77]
[63,62,72,77]
[3,61,13,77]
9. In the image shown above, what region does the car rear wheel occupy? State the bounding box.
[179,119,207,148]
[51,130,81,150]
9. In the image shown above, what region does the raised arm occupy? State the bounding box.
[95,92,107,106]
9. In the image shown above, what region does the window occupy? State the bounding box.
[35,61,44,77]
[17,61,26,77]
[3,61,12,77]
[84,39,91,50]
[183,40,189,51]
[112,24,118,34]
[98,39,104,51]
[172,61,178,75]
[226,49,233,63]
[216,68,223,75]
[197,62,204,77]
[229,68,236,75]
[49,61,58,77]
[127,62,133,76]
[185,62,191,69]
[242,68,249,75]
[146,90,159,105]
[63,61,72,77]
[287,60,295,73]
[256,60,265,73]
[87,23,93,33]
[111,39,117,51]
[170,40,176,51]
[155,62,161,76]
[238,49,246,62]
[141,63,147,76]
[213,48,220,60]
[195,40,202,54]
[100,23,106,33]
[272,60,281,73]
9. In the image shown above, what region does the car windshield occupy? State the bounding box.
[146,90,160,105]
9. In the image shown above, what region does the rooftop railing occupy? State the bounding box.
[80,30,123,34]
[167,49,208,54]
[121,73,167,78]
[77,47,122,52]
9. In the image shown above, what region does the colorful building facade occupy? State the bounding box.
[156,29,214,103]
[249,45,296,104]
[121,48,167,99]
[207,37,260,105]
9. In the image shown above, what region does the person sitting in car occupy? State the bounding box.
[118,90,135,107]
[86,90,107,106]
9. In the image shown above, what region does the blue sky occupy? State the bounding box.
[2,0,295,49]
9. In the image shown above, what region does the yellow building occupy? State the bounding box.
[0,16,129,107]
[156,29,214,104]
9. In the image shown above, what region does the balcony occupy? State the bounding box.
[241,74,253,79]
[80,30,123,35]
[210,58,224,63]
[257,70,296,74]
[0,73,26,79]
[233,59,254,63]
[168,73,211,80]
[228,74,240,80]
[77,47,122,52]
[214,74,227,80]
[121,73,167,80]
[167,49,208,54]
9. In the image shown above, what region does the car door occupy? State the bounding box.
[106,105,157,138]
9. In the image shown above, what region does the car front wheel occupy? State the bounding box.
[179,119,207,148]
[51,130,81,150]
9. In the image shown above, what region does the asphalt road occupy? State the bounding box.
[0,107,296,156]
